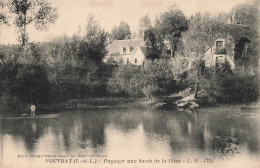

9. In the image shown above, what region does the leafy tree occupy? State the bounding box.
[82,14,107,65]
[229,1,259,69]
[138,14,152,38]
[111,21,131,40]
[0,1,8,25]
[183,12,225,58]
[5,0,58,46]
[143,28,160,60]
[155,9,188,57]
[229,1,258,30]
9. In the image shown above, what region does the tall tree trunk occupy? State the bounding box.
[170,40,177,57]
[22,16,27,47]
[22,0,28,47]
[194,82,198,99]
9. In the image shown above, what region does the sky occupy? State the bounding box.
[0,0,253,44]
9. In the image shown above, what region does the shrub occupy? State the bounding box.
[107,64,144,96]
[107,59,180,99]
[1,62,51,104]
[200,62,258,103]
[142,84,159,101]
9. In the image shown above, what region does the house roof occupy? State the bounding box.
[225,24,251,42]
[107,38,144,55]
[204,24,251,53]
[140,47,149,57]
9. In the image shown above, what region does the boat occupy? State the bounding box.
[153,102,167,107]
[176,100,189,108]
[0,113,61,120]
[189,101,199,108]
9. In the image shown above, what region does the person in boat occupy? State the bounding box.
[30,103,36,116]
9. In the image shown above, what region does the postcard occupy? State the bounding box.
[0,0,259,168]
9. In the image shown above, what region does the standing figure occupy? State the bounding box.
[30,103,36,116]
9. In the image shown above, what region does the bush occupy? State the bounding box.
[0,62,52,114]
[200,62,258,103]
[107,64,144,96]
[142,84,159,101]
[107,59,180,99]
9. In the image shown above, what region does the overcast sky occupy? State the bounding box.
[0,0,252,44]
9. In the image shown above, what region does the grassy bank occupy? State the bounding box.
[38,97,143,113]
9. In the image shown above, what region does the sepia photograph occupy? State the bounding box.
[0,0,259,167]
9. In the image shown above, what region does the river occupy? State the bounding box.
[1,106,260,168]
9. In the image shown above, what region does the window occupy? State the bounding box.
[216,41,223,50]
[135,58,137,63]
[123,47,127,54]
[127,58,129,64]
[130,47,134,53]
[216,56,224,63]
[215,41,225,54]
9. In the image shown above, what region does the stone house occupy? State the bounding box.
[204,24,251,69]
[103,38,146,65]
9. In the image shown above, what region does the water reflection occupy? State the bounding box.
[0,107,260,166]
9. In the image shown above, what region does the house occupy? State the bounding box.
[103,38,146,65]
[132,46,148,65]
[204,24,251,69]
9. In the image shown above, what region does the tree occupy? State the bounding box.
[0,1,8,25]
[182,13,226,98]
[5,0,58,46]
[229,1,258,30]
[155,9,188,57]
[81,13,107,65]
[144,28,160,60]
[183,12,225,58]
[111,21,131,40]
[138,14,152,38]
[229,1,259,69]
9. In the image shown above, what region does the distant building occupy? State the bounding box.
[204,24,251,69]
[103,38,146,65]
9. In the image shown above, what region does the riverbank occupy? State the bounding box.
[35,97,144,113]
[1,96,259,117]
[40,96,259,112]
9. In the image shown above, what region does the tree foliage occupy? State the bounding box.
[229,1,258,31]
[82,14,107,65]
[229,1,259,69]
[5,0,58,46]
[0,1,8,25]
[108,60,179,98]
[138,14,152,38]
[111,21,131,40]
[183,12,225,58]
[143,28,160,60]
[155,9,188,57]
[198,62,258,103]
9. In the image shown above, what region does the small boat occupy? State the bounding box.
[154,102,167,107]
[0,113,61,120]
[176,100,189,108]
[189,101,199,108]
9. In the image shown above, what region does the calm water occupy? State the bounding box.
[1,106,260,168]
